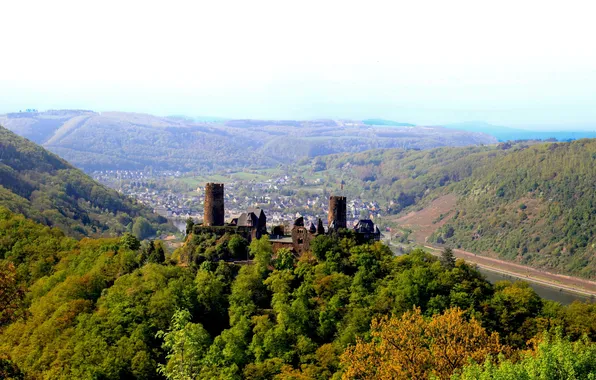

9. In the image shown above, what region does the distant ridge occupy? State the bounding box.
[362,119,415,127]
[442,121,596,142]
[0,110,496,172]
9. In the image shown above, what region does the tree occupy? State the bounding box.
[132,217,155,240]
[250,236,273,271]
[228,235,249,260]
[0,355,24,380]
[156,309,211,380]
[341,307,505,379]
[0,262,24,325]
[454,331,596,380]
[148,241,166,264]
[185,217,194,236]
[441,247,456,269]
[486,281,543,346]
[274,248,295,270]
[120,232,141,251]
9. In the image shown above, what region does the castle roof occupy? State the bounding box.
[354,219,376,233]
[247,208,265,218]
[237,212,258,227]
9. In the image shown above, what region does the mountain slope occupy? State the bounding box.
[0,125,172,237]
[0,111,497,171]
[432,139,596,278]
[285,140,596,278]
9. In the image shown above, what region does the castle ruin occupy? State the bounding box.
[328,195,347,230]
[193,184,380,256]
[203,183,224,226]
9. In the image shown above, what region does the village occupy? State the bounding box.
[92,169,386,232]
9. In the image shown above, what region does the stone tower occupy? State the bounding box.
[204,183,224,226]
[328,195,347,230]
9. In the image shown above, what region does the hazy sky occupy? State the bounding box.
[1,0,595,127]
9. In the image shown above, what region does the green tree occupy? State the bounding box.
[195,268,229,335]
[132,217,155,240]
[156,309,211,380]
[274,248,296,270]
[0,262,24,325]
[185,217,194,236]
[455,331,596,380]
[228,235,249,260]
[119,232,141,250]
[148,241,166,264]
[441,247,456,269]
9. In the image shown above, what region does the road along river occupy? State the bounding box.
[423,245,596,305]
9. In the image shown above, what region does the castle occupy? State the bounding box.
[194,183,380,255]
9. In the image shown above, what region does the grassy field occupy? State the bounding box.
[230,172,271,181]
[177,174,231,187]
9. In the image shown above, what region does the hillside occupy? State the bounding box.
[284,140,596,278]
[0,110,497,172]
[433,139,596,278]
[0,125,172,237]
[2,208,596,379]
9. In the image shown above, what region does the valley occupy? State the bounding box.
[89,139,596,283]
[3,115,596,379]
[3,2,596,377]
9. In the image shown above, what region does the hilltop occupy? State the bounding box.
[0,125,173,237]
[2,206,596,379]
[0,110,496,172]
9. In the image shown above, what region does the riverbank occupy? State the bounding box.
[423,244,596,300]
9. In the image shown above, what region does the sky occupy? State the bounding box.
[0,0,595,128]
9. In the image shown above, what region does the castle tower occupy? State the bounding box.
[204,183,224,226]
[328,195,347,230]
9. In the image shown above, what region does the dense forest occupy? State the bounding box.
[0,125,173,238]
[2,206,596,379]
[433,139,596,278]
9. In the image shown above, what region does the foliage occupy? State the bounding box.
[274,248,296,271]
[0,262,25,325]
[434,139,596,278]
[177,232,250,265]
[120,232,141,250]
[441,247,456,269]
[133,217,156,240]
[156,309,211,380]
[341,307,505,379]
[454,331,596,379]
[2,207,596,379]
[0,125,173,237]
[185,217,195,236]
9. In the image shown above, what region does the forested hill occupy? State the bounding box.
[0,110,496,171]
[433,139,596,278]
[293,139,596,278]
[0,125,172,237]
[2,208,596,379]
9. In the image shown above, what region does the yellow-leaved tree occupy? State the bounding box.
[341,307,505,380]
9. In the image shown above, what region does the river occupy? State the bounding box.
[172,219,187,233]
[478,268,593,305]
